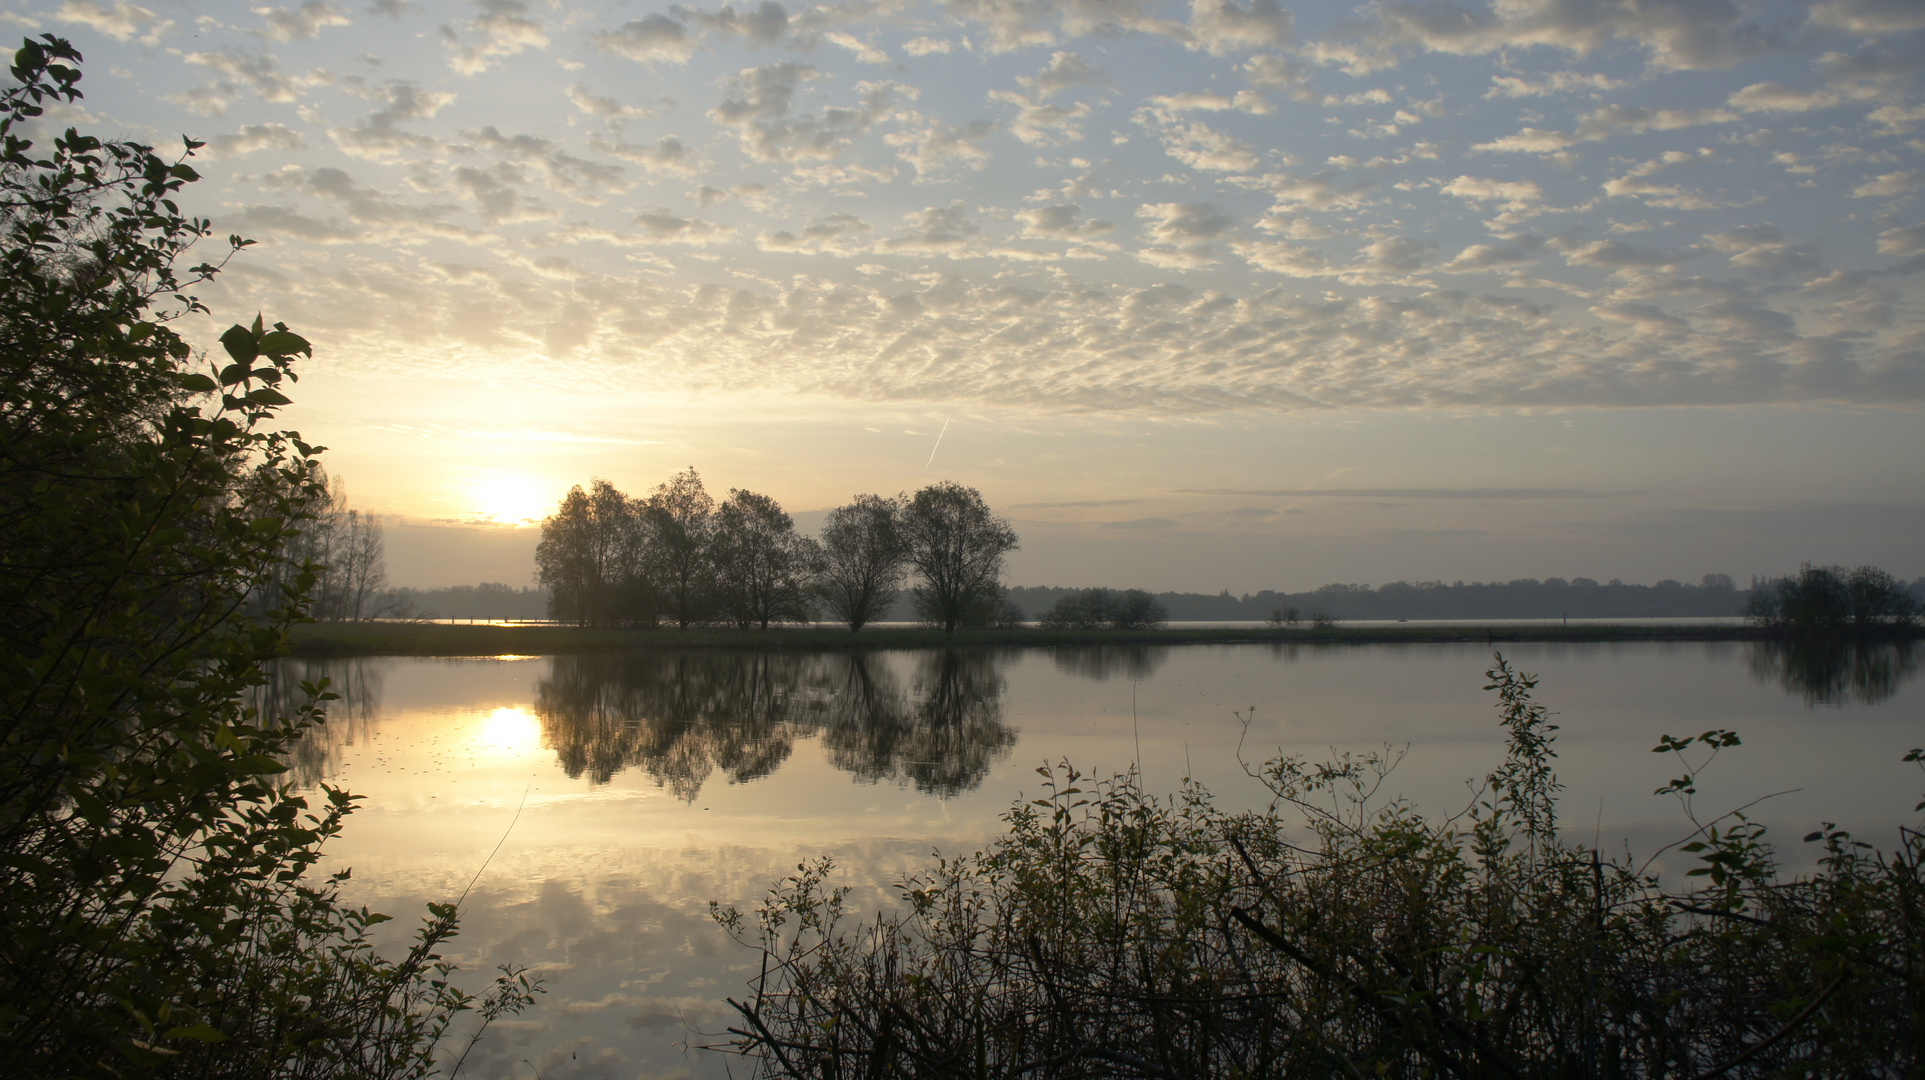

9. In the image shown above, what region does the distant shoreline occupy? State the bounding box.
[281,620,1918,658]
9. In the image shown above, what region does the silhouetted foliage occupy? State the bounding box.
[1039,587,1166,630]
[816,494,907,632]
[1746,562,1920,637]
[900,481,1019,633]
[536,478,653,627]
[259,469,406,621]
[645,466,718,628]
[717,657,1925,1079]
[0,36,534,1076]
[713,488,821,629]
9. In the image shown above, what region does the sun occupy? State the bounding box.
[470,474,553,525]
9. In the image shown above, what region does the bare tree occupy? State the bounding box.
[267,470,400,621]
[712,489,820,629]
[643,466,715,629]
[899,482,1019,633]
[817,494,907,632]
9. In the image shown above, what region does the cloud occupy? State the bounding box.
[567,83,653,127]
[464,126,628,198]
[446,0,547,75]
[1876,223,1925,256]
[252,0,350,41]
[56,0,168,44]
[1440,175,1544,211]
[941,0,1189,54]
[1347,0,1802,73]
[203,122,307,157]
[175,49,307,113]
[632,208,735,244]
[1101,516,1177,529]
[1019,50,1108,98]
[588,134,697,175]
[1601,148,1722,209]
[1853,170,1925,198]
[757,212,874,254]
[261,165,478,236]
[1474,104,1738,153]
[224,203,363,242]
[878,202,978,256]
[709,63,904,163]
[889,116,997,176]
[676,0,792,47]
[1188,0,1291,55]
[1442,242,1539,272]
[1140,115,1259,172]
[902,36,956,56]
[1015,203,1113,239]
[1240,170,1375,212]
[1705,224,1822,279]
[1136,201,1233,268]
[329,81,455,158]
[590,13,695,65]
[1484,71,1621,98]
[1559,239,1684,270]
[989,90,1090,146]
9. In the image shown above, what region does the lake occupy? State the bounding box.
[277,640,1922,1080]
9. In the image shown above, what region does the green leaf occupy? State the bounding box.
[219,323,257,364]
[257,330,311,358]
[173,372,216,393]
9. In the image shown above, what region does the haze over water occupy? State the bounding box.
[284,641,1923,1079]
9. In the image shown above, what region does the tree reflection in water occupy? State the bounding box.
[1745,639,1920,707]
[260,658,384,788]
[1051,645,1168,682]
[536,653,829,799]
[819,650,1016,797]
[535,650,1017,800]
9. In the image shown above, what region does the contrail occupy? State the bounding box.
[923,417,950,470]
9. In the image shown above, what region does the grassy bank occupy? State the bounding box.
[284,620,1809,657]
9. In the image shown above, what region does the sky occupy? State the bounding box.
[11,0,1925,590]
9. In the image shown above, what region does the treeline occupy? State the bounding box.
[392,582,546,620]
[536,470,1020,632]
[1007,574,1775,622]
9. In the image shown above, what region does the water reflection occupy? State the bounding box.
[259,658,384,788]
[820,651,1014,797]
[1745,640,1921,707]
[535,650,1016,799]
[537,652,823,798]
[1051,644,1169,682]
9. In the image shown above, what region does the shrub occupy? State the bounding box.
[0,36,537,1076]
[715,655,1925,1079]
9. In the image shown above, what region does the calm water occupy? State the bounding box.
[278,641,1923,1080]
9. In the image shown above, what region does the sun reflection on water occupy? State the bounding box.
[473,706,542,758]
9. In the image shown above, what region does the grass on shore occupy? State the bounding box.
[285,619,1790,657]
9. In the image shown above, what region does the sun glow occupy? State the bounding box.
[473,707,542,758]
[469,473,553,525]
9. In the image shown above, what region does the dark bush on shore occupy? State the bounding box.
[1746,562,1919,637]
[716,655,1925,1079]
[1039,587,1168,630]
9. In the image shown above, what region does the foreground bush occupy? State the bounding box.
[0,37,535,1076]
[715,655,1924,1078]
